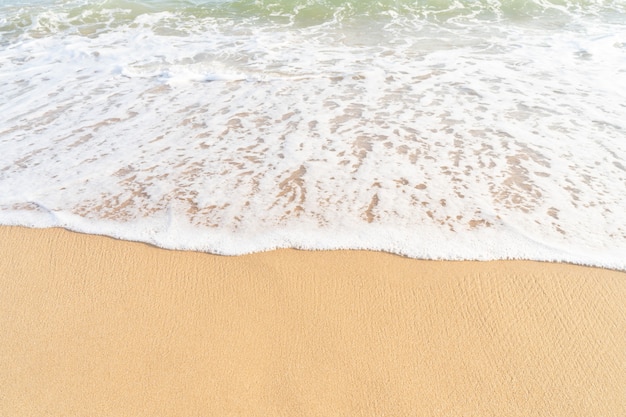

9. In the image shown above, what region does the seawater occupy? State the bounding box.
[1,0,625,269]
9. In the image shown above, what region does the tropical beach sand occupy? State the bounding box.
[1,225,625,416]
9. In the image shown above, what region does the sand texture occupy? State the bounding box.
[1,225,625,416]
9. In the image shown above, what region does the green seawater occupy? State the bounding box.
[2,0,625,34]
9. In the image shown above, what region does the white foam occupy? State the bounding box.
[1,3,625,270]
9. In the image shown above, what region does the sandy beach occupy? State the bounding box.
[0,225,624,416]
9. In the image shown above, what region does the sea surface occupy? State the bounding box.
[1,0,625,269]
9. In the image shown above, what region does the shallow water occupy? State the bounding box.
[1,0,625,269]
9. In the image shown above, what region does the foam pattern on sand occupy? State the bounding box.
[1,0,625,269]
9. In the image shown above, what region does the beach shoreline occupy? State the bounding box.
[1,225,625,416]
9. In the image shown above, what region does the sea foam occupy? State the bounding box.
[1,0,625,270]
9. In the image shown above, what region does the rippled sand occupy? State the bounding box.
[1,226,624,416]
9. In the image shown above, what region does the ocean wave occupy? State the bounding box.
[1,0,625,269]
[1,0,624,39]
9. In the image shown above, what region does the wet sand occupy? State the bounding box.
[1,225,625,416]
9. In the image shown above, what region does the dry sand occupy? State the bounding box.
[1,225,625,416]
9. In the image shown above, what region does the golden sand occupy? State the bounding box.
[1,225,625,416]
